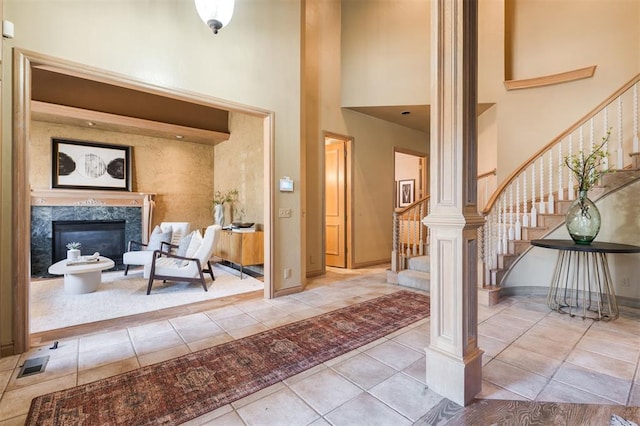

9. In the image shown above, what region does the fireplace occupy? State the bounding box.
[52,220,126,266]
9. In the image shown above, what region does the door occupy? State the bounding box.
[325,140,346,267]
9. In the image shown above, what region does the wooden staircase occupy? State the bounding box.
[484,162,640,299]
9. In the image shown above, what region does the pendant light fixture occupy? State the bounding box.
[194,0,235,34]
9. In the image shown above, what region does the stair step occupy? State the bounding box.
[398,269,430,292]
[538,214,564,229]
[407,255,430,273]
[478,285,500,306]
[522,227,548,241]
[498,253,517,270]
[508,240,531,256]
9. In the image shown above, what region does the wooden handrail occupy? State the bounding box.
[482,73,640,215]
[396,195,430,215]
[477,168,497,180]
[504,65,596,91]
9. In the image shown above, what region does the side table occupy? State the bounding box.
[48,256,115,294]
[530,239,640,321]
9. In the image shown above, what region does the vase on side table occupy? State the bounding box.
[565,190,601,245]
[214,203,225,227]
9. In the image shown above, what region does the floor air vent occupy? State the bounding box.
[17,356,49,378]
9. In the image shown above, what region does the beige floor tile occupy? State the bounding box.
[214,313,259,332]
[482,359,548,400]
[0,373,76,419]
[483,312,538,330]
[478,334,510,358]
[325,392,412,426]
[0,414,28,425]
[512,333,575,361]
[246,306,290,323]
[204,304,245,320]
[332,353,397,390]
[478,322,525,343]
[629,383,640,406]
[477,380,530,401]
[78,329,131,352]
[553,363,631,404]
[566,348,636,381]
[131,330,185,356]
[369,372,442,421]
[181,404,234,425]
[236,388,319,426]
[0,357,19,374]
[289,369,362,415]
[365,340,423,371]
[0,371,11,396]
[127,320,174,340]
[585,326,640,349]
[174,323,226,344]
[187,333,234,352]
[138,345,191,367]
[227,323,268,339]
[231,382,286,409]
[283,364,327,386]
[403,357,427,385]
[537,380,620,405]
[577,335,640,364]
[77,357,140,385]
[525,323,585,345]
[496,345,562,378]
[391,328,429,352]
[78,341,136,371]
[6,352,78,391]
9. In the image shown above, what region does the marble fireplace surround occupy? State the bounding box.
[31,189,154,277]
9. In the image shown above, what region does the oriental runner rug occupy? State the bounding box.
[27,290,430,425]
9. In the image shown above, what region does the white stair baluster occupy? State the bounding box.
[496,195,502,255]
[531,165,538,227]
[508,184,514,241]
[522,170,529,227]
[618,97,624,169]
[634,83,639,153]
[502,195,508,254]
[568,134,575,200]
[558,141,564,201]
[538,159,546,214]
[547,151,554,214]
[515,178,522,240]
[603,107,609,170]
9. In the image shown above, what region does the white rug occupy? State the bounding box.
[30,267,264,333]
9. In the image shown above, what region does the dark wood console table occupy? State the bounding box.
[530,239,640,321]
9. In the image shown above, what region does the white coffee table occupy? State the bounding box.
[48,256,115,294]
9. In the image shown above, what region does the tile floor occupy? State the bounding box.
[1,266,639,425]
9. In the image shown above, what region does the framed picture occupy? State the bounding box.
[398,179,415,207]
[52,138,132,191]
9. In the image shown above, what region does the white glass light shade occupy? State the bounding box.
[194,0,235,34]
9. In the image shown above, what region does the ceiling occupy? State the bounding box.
[31,67,230,134]
[347,103,494,134]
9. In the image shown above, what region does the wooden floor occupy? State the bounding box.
[416,398,640,425]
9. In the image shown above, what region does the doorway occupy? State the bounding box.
[12,50,274,353]
[324,134,352,269]
[394,149,428,208]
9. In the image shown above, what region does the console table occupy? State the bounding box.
[530,239,640,321]
[214,230,264,279]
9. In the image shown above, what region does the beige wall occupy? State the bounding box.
[30,121,215,231]
[340,0,430,107]
[214,112,264,227]
[497,0,640,181]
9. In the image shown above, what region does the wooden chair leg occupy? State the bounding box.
[204,260,215,281]
[146,277,154,295]
[199,271,208,292]
[124,265,129,276]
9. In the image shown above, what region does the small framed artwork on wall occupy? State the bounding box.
[52,138,132,191]
[398,179,415,207]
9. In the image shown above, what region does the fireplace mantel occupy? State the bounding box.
[31,189,154,208]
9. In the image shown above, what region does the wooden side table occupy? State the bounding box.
[530,239,640,321]
[214,230,264,278]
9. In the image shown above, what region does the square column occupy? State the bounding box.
[422,0,483,406]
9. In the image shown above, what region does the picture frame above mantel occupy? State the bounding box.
[52,138,132,191]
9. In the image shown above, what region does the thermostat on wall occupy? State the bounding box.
[280,177,294,192]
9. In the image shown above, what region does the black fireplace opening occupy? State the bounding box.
[52,220,126,267]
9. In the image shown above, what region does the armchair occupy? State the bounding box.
[122,222,190,275]
[144,224,222,295]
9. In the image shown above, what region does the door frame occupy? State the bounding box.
[393,147,429,206]
[322,132,353,270]
[11,49,275,353]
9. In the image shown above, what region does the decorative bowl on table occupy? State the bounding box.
[231,222,255,229]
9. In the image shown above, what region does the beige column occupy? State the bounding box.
[422,0,483,406]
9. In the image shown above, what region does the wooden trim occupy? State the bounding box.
[483,73,640,215]
[31,189,154,206]
[31,101,230,146]
[504,66,597,91]
[13,48,276,353]
[351,259,391,269]
[273,285,304,298]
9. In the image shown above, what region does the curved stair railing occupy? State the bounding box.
[481,73,640,289]
[392,196,430,273]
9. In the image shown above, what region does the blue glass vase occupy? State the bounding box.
[565,191,601,245]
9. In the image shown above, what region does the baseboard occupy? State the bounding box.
[351,259,391,269]
[273,285,304,298]
[500,286,640,309]
[1,342,15,357]
[306,269,324,278]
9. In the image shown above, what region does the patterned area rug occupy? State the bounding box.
[27,290,430,425]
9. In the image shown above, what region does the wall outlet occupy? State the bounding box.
[278,208,292,218]
[622,277,631,287]
[284,268,291,279]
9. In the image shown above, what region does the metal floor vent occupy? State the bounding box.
[17,356,49,378]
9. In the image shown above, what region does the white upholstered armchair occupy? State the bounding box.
[144,224,222,295]
[122,222,190,275]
